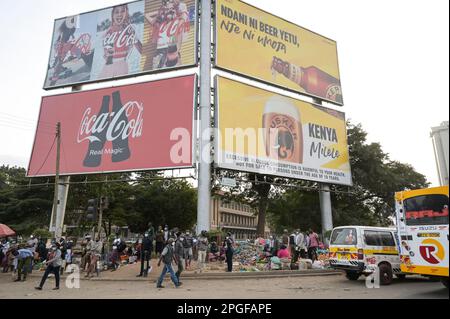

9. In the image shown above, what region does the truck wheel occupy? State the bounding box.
[379,264,393,285]
[441,278,449,289]
[345,271,360,281]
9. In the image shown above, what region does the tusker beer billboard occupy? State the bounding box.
[215,76,352,185]
[44,0,197,89]
[215,0,343,105]
[28,75,196,177]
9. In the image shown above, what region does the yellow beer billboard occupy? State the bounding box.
[215,76,352,185]
[215,0,343,105]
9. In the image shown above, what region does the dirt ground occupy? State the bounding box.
[0,271,447,299]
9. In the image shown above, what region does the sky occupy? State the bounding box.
[0,0,448,187]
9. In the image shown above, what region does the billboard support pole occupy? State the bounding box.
[197,0,212,234]
[313,98,334,243]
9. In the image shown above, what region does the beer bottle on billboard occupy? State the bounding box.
[271,56,343,104]
[262,95,303,164]
[111,90,131,162]
[83,95,110,167]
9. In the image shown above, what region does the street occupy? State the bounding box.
[0,272,447,299]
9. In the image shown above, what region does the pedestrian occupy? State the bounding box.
[281,229,289,247]
[183,230,194,270]
[155,226,164,257]
[37,238,47,263]
[80,235,92,272]
[12,247,33,282]
[223,232,234,272]
[289,230,297,257]
[308,229,319,261]
[147,222,155,243]
[110,243,120,271]
[163,225,170,243]
[64,239,73,273]
[85,236,102,278]
[156,238,182,288]
[35,243,62,290]
[197,230,208,273]
[174,232,185,281]
[137,232,153,277]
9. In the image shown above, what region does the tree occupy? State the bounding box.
[267,122,429,232]
[0,165,53,235]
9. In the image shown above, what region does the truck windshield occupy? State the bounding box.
[404,194,449,226]
[330,228,357,245]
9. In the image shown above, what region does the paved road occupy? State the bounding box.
[0,272,447,299]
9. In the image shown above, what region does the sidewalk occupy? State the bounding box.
[11,259,340,282]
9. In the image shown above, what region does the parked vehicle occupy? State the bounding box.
[329,226,404,285]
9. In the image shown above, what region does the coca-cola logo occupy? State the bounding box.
[77,100,143,144]
[158,18,190,40]
[103,24,137,49]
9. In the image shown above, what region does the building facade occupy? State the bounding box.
[210,195,271,240]
[431,121,449,186]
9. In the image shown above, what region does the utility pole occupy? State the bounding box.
[50,122,61,239]
[197,0,212,234]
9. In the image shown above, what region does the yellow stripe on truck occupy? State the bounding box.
[400,264,449,277]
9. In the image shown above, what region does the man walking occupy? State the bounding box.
[35,243,62,290]
[197,231,208,273]
[156,238,181,288]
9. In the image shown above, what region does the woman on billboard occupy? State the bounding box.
[99,4,143,79]
[145,0,190,69]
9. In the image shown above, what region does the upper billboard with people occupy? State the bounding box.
[44,0,198,89]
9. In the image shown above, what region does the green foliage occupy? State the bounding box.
[267,122,429,232]
[32,228,52,239]
[0,166,197,238]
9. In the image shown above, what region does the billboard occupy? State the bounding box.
[215,0,343,105]
[215,76,352,186]
[28,75,197,177]
[44,0,197,89]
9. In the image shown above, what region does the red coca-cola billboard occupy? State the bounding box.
[28,75,196,177]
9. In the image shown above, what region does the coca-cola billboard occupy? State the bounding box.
[44,0,198,89]
[28,75,196,176]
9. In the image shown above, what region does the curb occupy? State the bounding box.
[91,271,342,282]
[3,269,342,282]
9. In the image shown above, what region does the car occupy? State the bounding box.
[328,226,406,285]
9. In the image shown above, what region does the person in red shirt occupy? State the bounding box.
[277,244,291,259]
[99,4,142,79]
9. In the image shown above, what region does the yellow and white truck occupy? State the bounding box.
[395,186,449,288]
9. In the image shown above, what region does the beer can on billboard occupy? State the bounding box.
[215,0,343,105]
[215,76,352,186]
[28,75,197,177]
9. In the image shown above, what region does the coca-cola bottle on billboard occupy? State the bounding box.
[262,96,303,164]
[83,95,110,167]
[111,90,130,162]
[271,56,343,104]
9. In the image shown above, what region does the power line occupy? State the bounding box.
[32,135,57,177]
